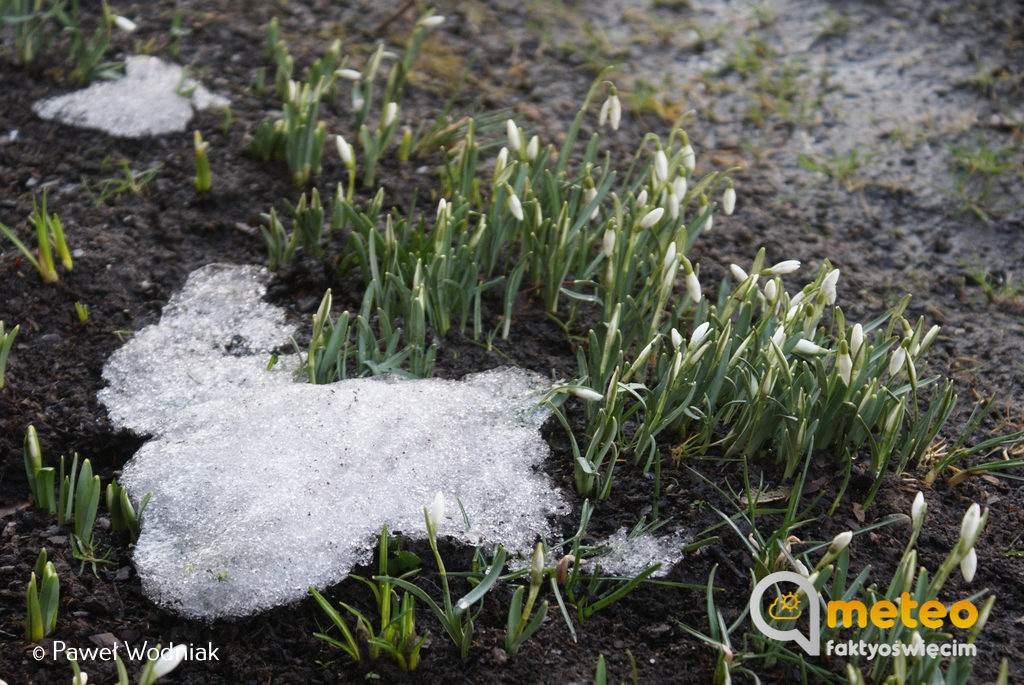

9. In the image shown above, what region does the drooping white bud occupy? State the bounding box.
[686,272,701,303]
[495,146,509,176]
[654,150,669,182]
[672,176,688,199]
[771,325,786,349]
[336,68,362,81]
[671,328,683,350]
[572,387,605,402]
[636,189,648,208]
[681,143,695,171]
[763,279,778,303]
[602,228,615,257]
[598,98,611,127]
[730,264,748,283]
[427,492,445,530]
[888,345,906,376]
[838,344,852,386]
[419,14,446,27]
[794,339,827,355]
[507,192,524,221]
[722,183,736,215]
[151,644,188,678]
[585,187,599,220]
[919,325,940,353]
[638,207,664,229]
[767,260,801,275]
[830,531,853,554]
[609,94,621,130]
[113,15,137,33]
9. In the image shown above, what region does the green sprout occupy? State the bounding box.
[0,320,18,388]
[193,130,212,193]
[25,548,59,641]
[0,191,72,283]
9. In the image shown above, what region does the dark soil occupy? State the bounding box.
[2,1,1023,683]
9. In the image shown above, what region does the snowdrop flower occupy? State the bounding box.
[495,146,509,176]
[686,271,701,303]
[436,198,448,223]
[667,188,681,220]
[654,150,669,182]
[526,135,540,161]
[671,328,683,350]
[507,191,524,221]
[911,491,926,528]
[336,68,362,81]
[888,345,906,376]
[850,323,864,359]
[830,531,853,554]
[911,632,925,653]
[427,492,445,531]
[382,102,398,127]
[113,15,137,33]
[767,259,801,275]
[72,672,88,685]
[702,200,713,231]
[636,189,648,208]
[572,387,604,402]
[763,279,778,303]
[771,325,786,349]
[638,207,664,229]
[838,341,852,385]
[821,269,840,305]
[584,186,600,220]
[919,324,940,353]
[151,645,188,679]
[730,264,748,282]
[672,176,688,200]
[960,503,981,544]
[506,119,521,153]
[469,216,487,249]
[681,142,695,171]
[722,182,736,215]
[960,548,977,583]
[598,89,622,130]
[793,559,809,577]
[602,228,615,257]
[690,321,711,348]
[794,339,826,355]
[335,135,354,168]
[419,14,446,27]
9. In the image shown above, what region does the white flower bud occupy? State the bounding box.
[794,339,826,355]
[436,198,447,223]
[763,279,778,303]
[419,14,446,27]
[495,147,509,176]
[654,150,669,182]
[730,264,748,283]
[671,328,683,350]
[526,135,540,161]
[636,189,648,208]
[506,119,521,152]
[830,531,853,554]
[73,672,88,685]
[911,631,924,653]
[960,547,977,583]
[598,97,611,127]
[151,644,188,678]
[609,94,621,130]
[686,272,701,303]
[888,345,906,376]
[838,347,852,386]
[638,207,664,229]
[335,135,354,168]
[602,228,615,257]
[663,242,677,271]
[919,325,940,353]
[572,387,605,402]
[469,216,487,249]
[911,491,926,527]
[681,143,695,171]
[672,176,688,199]
[427,492,445,530]
[114,15,137,33]
[335,68,362,81]
[821,269,840,305]
[960,503,981,544]
[507,192,524,221]
[771,325,786,349]
[768,260,801,275]
[690,322,711,348]
[585,187,599,220]
[382,102,398,127]
[850,323,864,359]
[722,184,736,215]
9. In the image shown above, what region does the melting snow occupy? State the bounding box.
[99,264,568,618]
[33,56,229,137]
